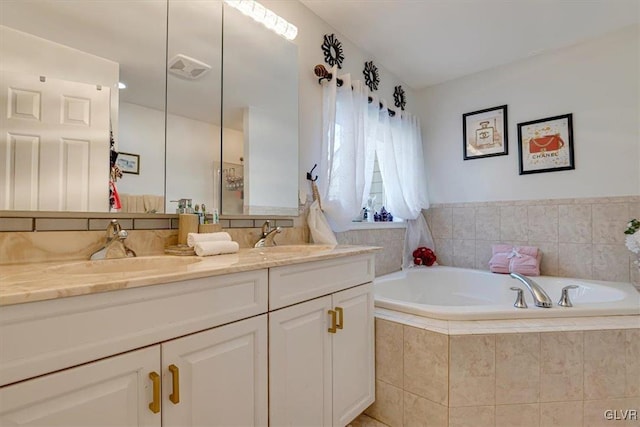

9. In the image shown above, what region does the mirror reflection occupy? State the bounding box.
[0,0,167,213]
[221,3,298,216]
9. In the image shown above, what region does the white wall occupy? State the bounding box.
[417,25,639,204]
[263,1,416,204]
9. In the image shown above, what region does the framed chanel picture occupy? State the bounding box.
[517,113,574,175]
[463,105,508,160]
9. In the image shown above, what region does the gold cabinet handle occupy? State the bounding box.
[169,364,180,404]
[149,371,160,414]
[328,309,337,333]
[335,306,344,330]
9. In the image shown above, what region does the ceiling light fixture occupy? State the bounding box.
[118,82,127,89]
[224,0,298,41]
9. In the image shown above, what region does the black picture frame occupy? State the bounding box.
[517,113,574,175]
[462,105,508,160]
[116,152,140,175]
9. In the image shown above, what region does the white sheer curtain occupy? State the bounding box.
[318,68,435,266]
[318,68,376,232]
[376,107,434,267]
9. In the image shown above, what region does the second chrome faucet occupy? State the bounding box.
[90,219,137,260]
[254,220,281,248]
[509,272,553,308]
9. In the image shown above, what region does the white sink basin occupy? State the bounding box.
[251,244,336,254]
[45,256,201,275]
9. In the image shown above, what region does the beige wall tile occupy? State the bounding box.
[449,335,495,407]
[434,238,453,266]
[583,397,640,427]
[558,243,593,279]
[133,218,172,230]
[495,404,539,427]
[376,319,404,388]
[475,206,500,241]
[403,326,449,406]
[592,203,629,244]
[496,333,540,404]
[475,240,499,271]
[529,241,559,276]
[0,217,33,232]
[430,208,453,239]
[453,239,475,268]
[593,244,631,282]
[559,204,592,244]
[584,330,627,400]
[540,331,584,402]
[453,208,475,240]
[528,205,559,242]
[35,218,88,231]
[449,406,494,427]
[540,401,583,427]
[403,392,448,427]
[500,206,528,241]
[625,329,640,397]
[365,380,404,427]
[89,218,134,231]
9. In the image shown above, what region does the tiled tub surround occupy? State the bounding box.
[424,196,640,287]
[336,227,406,277]
[365,312,640,427]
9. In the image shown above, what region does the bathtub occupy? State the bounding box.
[374,266,640,320]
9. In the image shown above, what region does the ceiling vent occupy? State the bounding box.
[168,54,211,80]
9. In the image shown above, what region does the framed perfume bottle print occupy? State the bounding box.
[463,105,508,160]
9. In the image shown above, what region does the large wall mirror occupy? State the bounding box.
[0,0,298,217]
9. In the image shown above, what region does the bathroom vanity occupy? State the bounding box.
[0,246,377,426]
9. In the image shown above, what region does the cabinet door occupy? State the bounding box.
[270,296,333,427]
[161,314,267,427]
[332,283,375,427]
[0,346,160,427]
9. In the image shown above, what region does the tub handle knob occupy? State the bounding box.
[510,287,528,309]
[558,285,579,307]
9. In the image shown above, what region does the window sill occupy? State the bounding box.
[346,221,406,231]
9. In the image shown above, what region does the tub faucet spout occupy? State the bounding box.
[509,272,553,308]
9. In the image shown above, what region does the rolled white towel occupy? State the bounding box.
[194,241,240,257]
[187,232,232,248]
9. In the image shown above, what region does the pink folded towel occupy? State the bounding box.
[489,245,541,276]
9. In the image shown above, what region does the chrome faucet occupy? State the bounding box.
[509,272,553,308]
[90,219,137,260]
[254,220,281,248]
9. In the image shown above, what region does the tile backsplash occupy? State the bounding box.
[425,196,640,285]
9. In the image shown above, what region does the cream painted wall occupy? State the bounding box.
[417,25,639,204]
[263,0,416,203]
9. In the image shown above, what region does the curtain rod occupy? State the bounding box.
[314,64,396,117]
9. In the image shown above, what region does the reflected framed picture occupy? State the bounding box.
[517,113,574,175]
[116,152,140,175]
[463,105,508,160]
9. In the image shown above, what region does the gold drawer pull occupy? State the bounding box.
[149,372,160,414]
[335,306,344,329]
[169,364,180,404]
[328,309,337,333]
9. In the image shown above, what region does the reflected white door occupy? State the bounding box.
[0,71,110,211]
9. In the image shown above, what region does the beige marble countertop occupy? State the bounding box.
[0,245,381,306]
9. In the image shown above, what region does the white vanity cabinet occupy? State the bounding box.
[269,255,375,427]
[0,346,161,427]
[0,251,376,427]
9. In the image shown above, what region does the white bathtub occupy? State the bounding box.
[374,266,640,320]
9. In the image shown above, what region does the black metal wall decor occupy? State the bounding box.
[393,85,406,111]
[363,61,380,91]
[321,34,344,69]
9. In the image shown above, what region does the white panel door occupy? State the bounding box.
[0,71,110,211]
[162,314,268,427]
[269,296,333,427]
[332,283,375,427]
[0,346,161,427]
